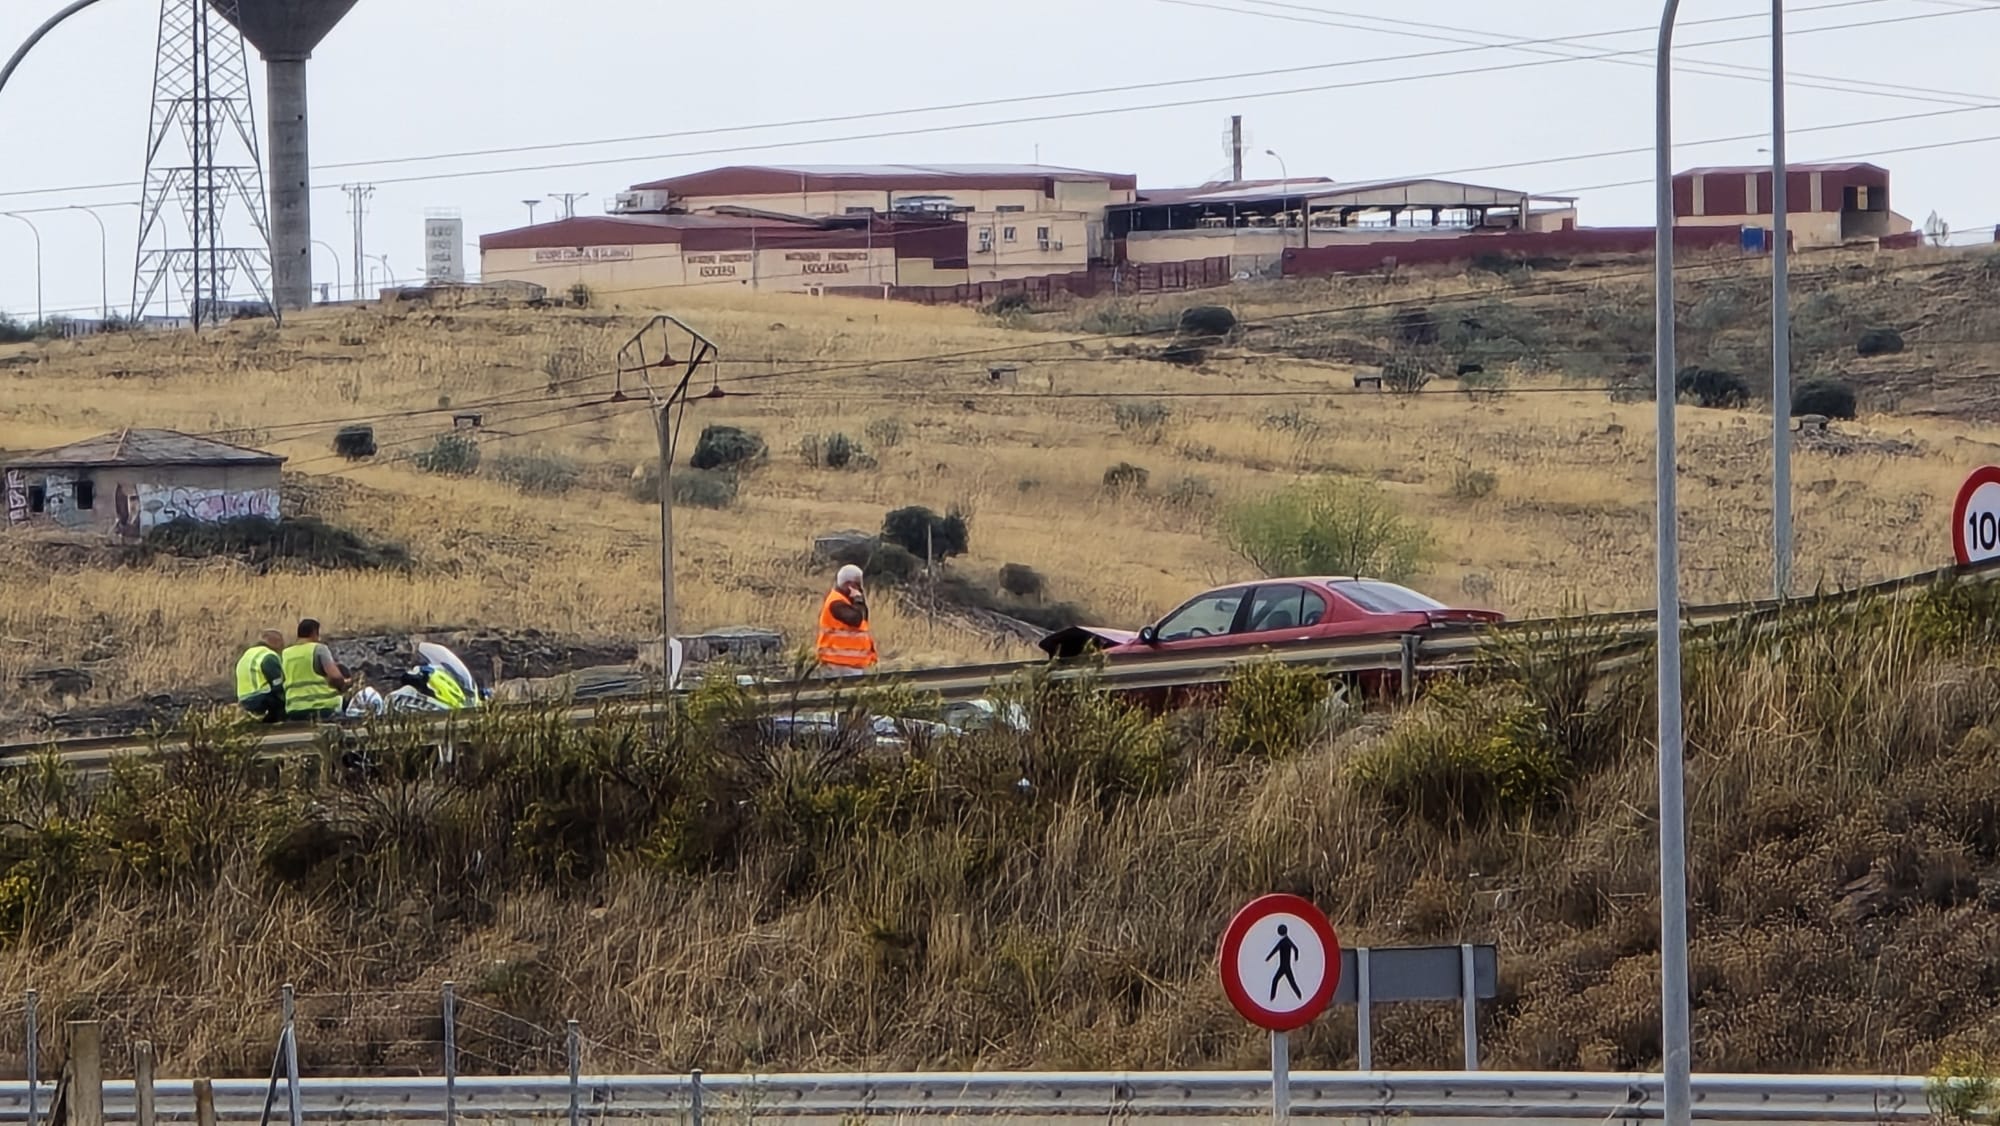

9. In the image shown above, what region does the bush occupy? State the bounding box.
[864,417,904,449]
[1113,400,1170,438]
[690,425,766,471]
[1451,465,1499,500]
[800,432,865,470]
[138,516,409,571]
[332,425,376,460]
[1164,475,1216,511]
[1158,344,1207,366]
[1460,368,1509,399]
[1348,680,1566,827]
[1225,477,1433,581]
[1856,327,1905,356]
[1102,462,1150,493]
[0,314,33,344]
[669,469,739,509]
[1383,355,1432,396]
[998,563,1045,599]
[882,505,970,561]
[1391,306,1439,345]
[1217,660,1332,760]
[863,542,924,584]
[412,433,481,476]
[1793,379,1858,420]
[1674,366,1750,409]
[984,291,1034,317]
[491,451,581,495]
[1177,305,1238,337]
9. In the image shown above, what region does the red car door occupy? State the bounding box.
[1234,583,1334,647]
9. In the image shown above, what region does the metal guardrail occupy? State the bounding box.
[0,1071,1935,1122]
[6,556,1996,770]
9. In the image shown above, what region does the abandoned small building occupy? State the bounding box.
[3,428,284,537]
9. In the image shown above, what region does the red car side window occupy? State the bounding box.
[1244,584,1329,632]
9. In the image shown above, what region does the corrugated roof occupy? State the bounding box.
[1122,177,1569,209]
[479,212,822,252]
[9,428,284,469]
[631,163,1140,195]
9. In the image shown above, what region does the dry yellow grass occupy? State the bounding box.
[0,262,1985,719]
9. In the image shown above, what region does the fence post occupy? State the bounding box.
[442,981,457,1126]
[280,984,302,1126]
[1460,943,1479,1070]
[1355,947,1373,1071]
[24,990,38,1126]
[133,1041,156,1126]
[193,1079,217,1126]
[1399,634,1420,702]
[68,1021,103,1126]
[690,1068,703,1126]
[565,1021,580,1126]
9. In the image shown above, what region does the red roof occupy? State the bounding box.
[479,213,816,252]
[1676,161,1888,178]
[630,163,1138,196]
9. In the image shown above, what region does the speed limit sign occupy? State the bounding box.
[1953,466,2000,565]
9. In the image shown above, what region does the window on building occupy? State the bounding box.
[1037,226,1052,242]
[74,479,94,511]
[27,485,45,514]
[978,228,994,249]
[1002,226,1017,242]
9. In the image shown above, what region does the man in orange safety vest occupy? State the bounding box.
[816,563,878,676]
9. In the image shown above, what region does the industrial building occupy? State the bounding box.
[1109,177,1577,278]
[1672,162,1910,248]
[4,429,284,538]
[480,164,1138,295]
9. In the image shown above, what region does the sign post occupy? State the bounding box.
[1218,894,1341,1123]
[1952,466,2000,566]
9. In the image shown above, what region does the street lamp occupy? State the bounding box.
[66,205,107,320]
[1264,148,1290,218]
[521,199,541,225]
[367,254,393,290]
[1771,0,1794,599]
[1652,7,1693,1126]
[312,239,344,301]
[2,212,43,325]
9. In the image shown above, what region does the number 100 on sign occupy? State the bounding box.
[1953,467,2000,566]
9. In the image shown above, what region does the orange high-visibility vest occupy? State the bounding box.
[816,589,878,669]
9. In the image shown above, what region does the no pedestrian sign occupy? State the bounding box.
[1218,893,1341,1032]
[1954,465,2000,566]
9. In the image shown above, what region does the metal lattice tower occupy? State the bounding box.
[134,0,274,327]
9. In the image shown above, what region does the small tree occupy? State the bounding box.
[413,433,481,476]
[882,505,970,561]
[1225,477,1434,581]
[690,425,766,471]
[1793,379,1858,419]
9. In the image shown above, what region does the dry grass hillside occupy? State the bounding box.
[4,247,1999,729]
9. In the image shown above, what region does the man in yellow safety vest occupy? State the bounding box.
[234,629,286,723]
[281,618,352,721]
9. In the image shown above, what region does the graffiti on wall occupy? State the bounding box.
[4,471,23,526]
[136,485,279,530]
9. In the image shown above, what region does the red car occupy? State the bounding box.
[1040,577,1503,660]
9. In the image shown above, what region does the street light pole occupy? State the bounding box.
[1653,6,1694,1126]
[67,205,108,320]
[3,212,43,325]
[1771,0,1793,598]
[312,239,344,301]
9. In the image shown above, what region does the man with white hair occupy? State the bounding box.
[816,563,878,676]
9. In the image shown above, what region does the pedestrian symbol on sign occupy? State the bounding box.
[1267,925,1302,1001]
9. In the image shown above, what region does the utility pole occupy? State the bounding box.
[343,184,374,300]
[1230,115,1244,182]
[653,403,677,641]
[1771,0,1793,599]
[549,192,586,220]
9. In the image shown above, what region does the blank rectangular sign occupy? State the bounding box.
[1332,944,1498,1004]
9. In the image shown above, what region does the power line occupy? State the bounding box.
[0,0,1993,207]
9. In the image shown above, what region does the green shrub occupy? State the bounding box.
[1225,477,1433,581]
[1459,367,1509,398]
[984,291,1034,317]
[1857,327,1905,356]
[669,469,739,509]
[1217,660,1331,760]
[1793,379,1858,420]
[332,425,376,460]
[823,433,862,470]
[690,425,766,471]
[1383,355,1431,395]
[413,433,481,476]
[1102,462,1150,493]
[1178,305,1238,337]
[138,516,409,570]
[1928,1050,1998,1125]
[1674,366,1750,409]
[998,563,1045,599]
[491,451,581,495]
[1164,475,1216,511]
[1451,465,1499,500]
[1348,680,1565,827]
[882,505,970,560]
[1391,306,1438,345]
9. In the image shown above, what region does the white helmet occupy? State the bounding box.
[836,564,864,587]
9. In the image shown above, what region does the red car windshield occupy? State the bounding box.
[1334,581,1448,613]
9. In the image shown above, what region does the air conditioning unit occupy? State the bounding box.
[1038,239,1051,251]
[611,189,672,213]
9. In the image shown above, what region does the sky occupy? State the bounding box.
[2,0,1998,321]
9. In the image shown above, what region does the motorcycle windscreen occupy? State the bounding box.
[419,642,480,696]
